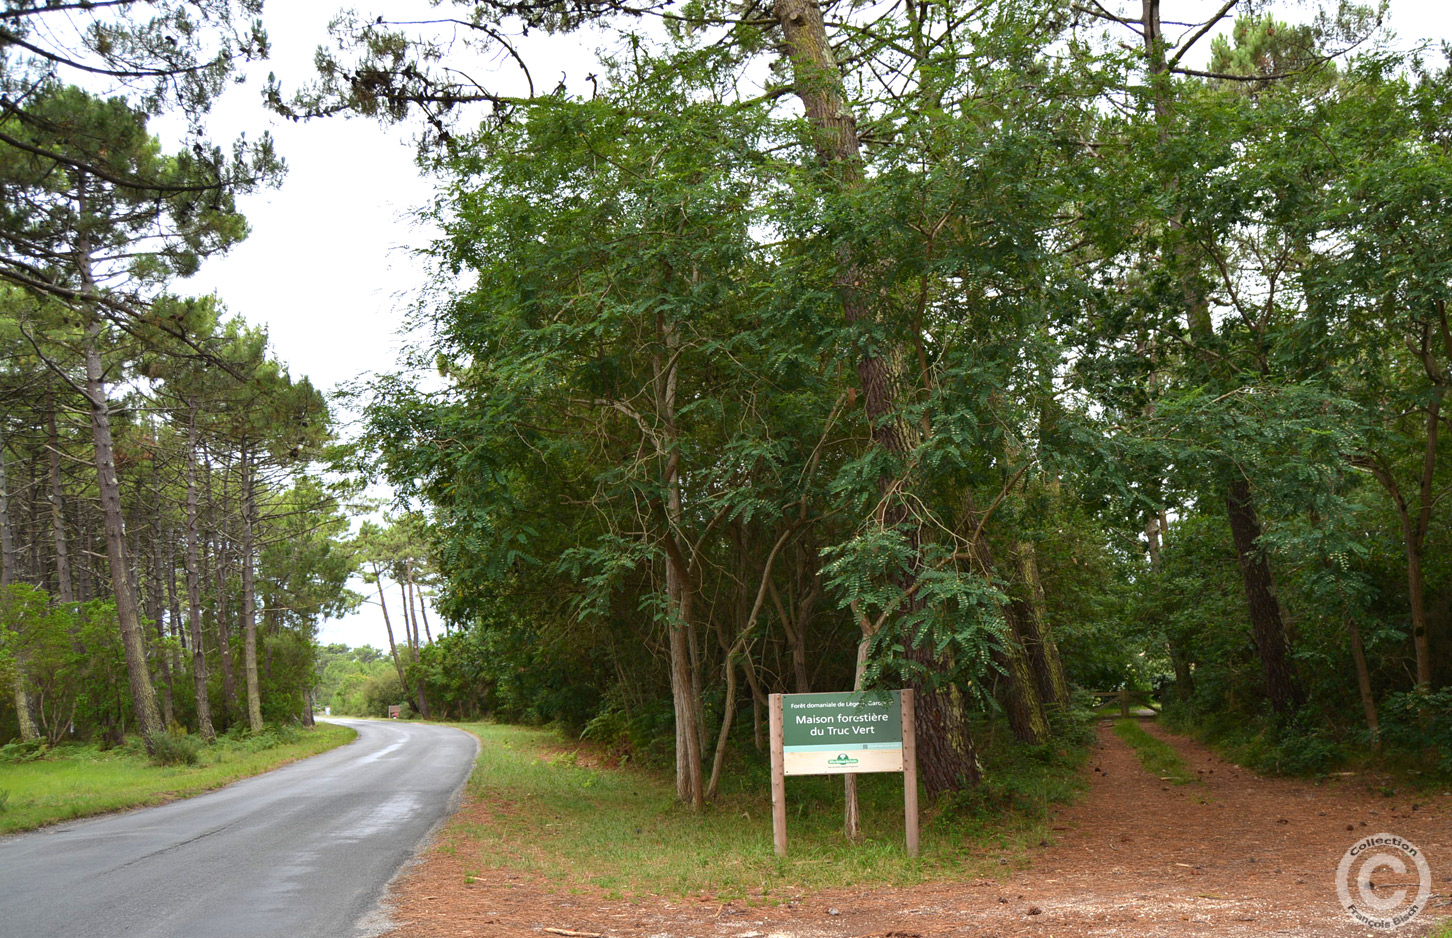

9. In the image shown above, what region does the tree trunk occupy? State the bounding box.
[46,401,75,605]
[208,458,239,722]
[84,316,164,746]
[78,214,164,749]
[1013,541,1070,709]
[185,403,216,740]
[1399,394,1440,689]
[1347,617,1379,748]
[666,564,703,808]
[401,577,430,718]
[774,0,979,795]
[993,605,1050,745]
[706,525,797,800]
[844,601,880,842]
[1168,641,1195,702]
[1225,478,1302,713]
[239,448,264,732]
[1,445,41,743]
[76,507,93,602]
[416,576,434,643]
[149,502,175,729]
[959,495,1048,745]
[656,313,703,809]
[1139,0,1302,714]
[375,563,411,703]
[769,575,813,693]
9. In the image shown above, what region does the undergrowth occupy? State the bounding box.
[1160,698,1452,786]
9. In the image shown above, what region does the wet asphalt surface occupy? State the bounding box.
[0,719,478,938]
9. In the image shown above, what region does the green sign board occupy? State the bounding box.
[779,691,903,776]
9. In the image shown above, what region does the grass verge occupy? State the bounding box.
[0,722,355,835]
[437,720,1087,901]
[1113,719,1198,785]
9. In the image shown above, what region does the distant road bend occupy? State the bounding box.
[0,719,477,938]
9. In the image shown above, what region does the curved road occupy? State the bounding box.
[0,719,477,938]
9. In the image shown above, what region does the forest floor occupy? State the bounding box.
[381,721,1452,938]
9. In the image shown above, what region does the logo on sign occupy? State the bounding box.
[828,753,860,766]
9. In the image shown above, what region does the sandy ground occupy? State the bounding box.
[381,721,1452,938]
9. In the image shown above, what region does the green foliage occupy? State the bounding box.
[0,740,48,764]
[328,0,1452,800]
[1160,706,1350,777]
[147,731,202,767]
[939,720,1093,823]
[358,672,406,719]
[1380,689,1452,776]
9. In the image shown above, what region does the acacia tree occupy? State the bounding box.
[299,0,1115,799]
[1066,1,1384,714]
[1303,56,1452,691]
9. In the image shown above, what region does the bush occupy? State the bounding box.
[1380,687,1452,775]
[1162,706,1348,776]
[148,731,202,767]
[360,671,405,718]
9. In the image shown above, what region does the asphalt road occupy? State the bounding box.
[0,719,478,938]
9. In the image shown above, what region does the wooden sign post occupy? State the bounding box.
[768,689,919,857]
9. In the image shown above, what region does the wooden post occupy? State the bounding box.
[1119,687,1130,718]
[902,688,919,858]
[769,693,787,856]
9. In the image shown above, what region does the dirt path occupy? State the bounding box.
[382,721,1452,937]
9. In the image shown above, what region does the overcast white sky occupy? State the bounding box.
[175,0,1452,651]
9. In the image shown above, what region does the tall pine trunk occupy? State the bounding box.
[401,577,430,718]
[185,402,216,740]
[375,563,411,704]
[46,401,75,605]
[206,456,239,723]
[77,191,164,749]
[1013,541,1070,709]
[239,448,264,732]
[2,444,41,742]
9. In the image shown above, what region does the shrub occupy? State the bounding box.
[360,671,405,718]
[148,731,202,767]
[1380,687,1452,775]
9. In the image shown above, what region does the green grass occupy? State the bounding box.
[1420,917,1452,938]
[1113,719,1198,786]
[0,723,355,835]
[439,721,1088,900]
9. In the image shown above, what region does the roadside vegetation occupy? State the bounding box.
[0,723,355,836]
[440,720,1089,899]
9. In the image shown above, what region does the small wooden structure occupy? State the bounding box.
[1089,688,1161,717]
[387,705,402,719]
